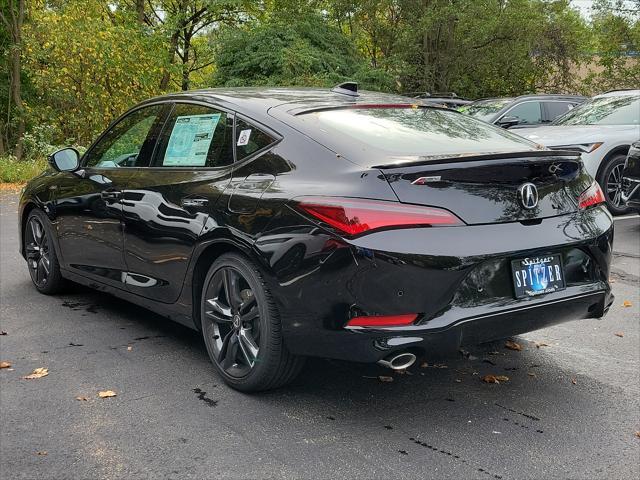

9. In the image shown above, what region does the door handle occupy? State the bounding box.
[181,197,209,208]
[101,189,122,201]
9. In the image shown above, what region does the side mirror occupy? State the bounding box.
[48,148,80,172]
[497,115,521,129]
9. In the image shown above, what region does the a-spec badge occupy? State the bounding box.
[411,176,442,185]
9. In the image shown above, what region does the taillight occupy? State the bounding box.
[296,197,463,236]
[578,182,605,210]
[346,314,418,327]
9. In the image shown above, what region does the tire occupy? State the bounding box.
[597,153,631,215]
[24,209,66,294]
[200,252,304,392]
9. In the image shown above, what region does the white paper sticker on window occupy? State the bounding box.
[237,129,252,146]
[163,113,221,166]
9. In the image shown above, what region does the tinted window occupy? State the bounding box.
[503,102,542,125]
[461,99,513,122]
[297,107,538,167]
[554,95,640,126]
[544,101,576,121]
[156,104,234,168]
[84,105,164,168]
[235,118,276,160]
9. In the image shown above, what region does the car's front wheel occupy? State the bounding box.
[24,209,65,294]
[200,253,304,392]
[598,153,631,215]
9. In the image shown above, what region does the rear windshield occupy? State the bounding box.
[297,107,538,166]
[553,94,640,126]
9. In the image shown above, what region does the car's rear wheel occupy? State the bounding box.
[201,253,304,392]
[598,153,631,215]
[24,209,65,294]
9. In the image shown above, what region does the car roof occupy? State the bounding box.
[141,87,420,118]
[472,94,586,104]
[594,89,640,98]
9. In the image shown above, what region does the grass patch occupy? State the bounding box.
[0,156,49,183]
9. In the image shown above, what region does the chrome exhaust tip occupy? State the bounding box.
[377,352,417,371]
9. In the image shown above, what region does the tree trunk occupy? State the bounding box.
[181,32,191,91]
[160,31,180,90]
[4,0,26,160]
[136,0,145,23]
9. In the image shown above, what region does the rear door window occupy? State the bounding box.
[235,118,276,161]
[544,101,576,122]
[155,104,234,168]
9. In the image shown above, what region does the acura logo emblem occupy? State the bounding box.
[518,183,538,209]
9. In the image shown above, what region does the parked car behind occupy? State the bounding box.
[622,140,640,212]
[516,90,640,214]
[19,84,614,392]
[460,94,587,129]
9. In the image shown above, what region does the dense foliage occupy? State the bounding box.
[0,0,638,168]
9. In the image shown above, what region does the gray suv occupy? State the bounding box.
[460,94,587,129]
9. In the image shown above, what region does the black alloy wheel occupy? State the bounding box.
[204,266,261,377]
[24,210,65,294]
[200,253,304,392]
[599,154,631,215]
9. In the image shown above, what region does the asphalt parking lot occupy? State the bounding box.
[1,191,639,480]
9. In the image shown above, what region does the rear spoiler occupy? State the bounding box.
[372,150,581,169]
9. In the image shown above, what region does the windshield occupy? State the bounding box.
[297,107,539,167]
[459,99,513,122]
[553,94,640,126]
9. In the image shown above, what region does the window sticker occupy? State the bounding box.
[237,129,252,146]
[164,113,221,166]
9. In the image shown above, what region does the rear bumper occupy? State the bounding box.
[340,286,612,362]
[257,206,614,363]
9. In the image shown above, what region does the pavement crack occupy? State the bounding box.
[610,267,640,285]
[408,437,503,479]
[495,403,540,421]
[192,388,218,407]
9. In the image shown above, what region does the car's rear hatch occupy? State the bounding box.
[377,151,589,225]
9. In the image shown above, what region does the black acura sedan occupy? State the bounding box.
[19,84,614,391]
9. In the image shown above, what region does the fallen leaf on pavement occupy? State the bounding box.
[127,346,132,351]
[75,396,89,401]
[36,451,47,456]
[571,378,577,385]
[23,367,49,379]
[98,390,117,398]
[635,431,640,439]
[623,300,632,307]
[535,342,550,348]
[0,361,11,369]
[505,340,522,351]
[482,374,509,384]
[378,376,394,383]
[528,372,537,377]
[614,332,624,338]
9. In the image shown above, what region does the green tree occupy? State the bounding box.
[0,0,26,159]
[212,13,395,90]
[586,0,640,91]
[24,0,168,146]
